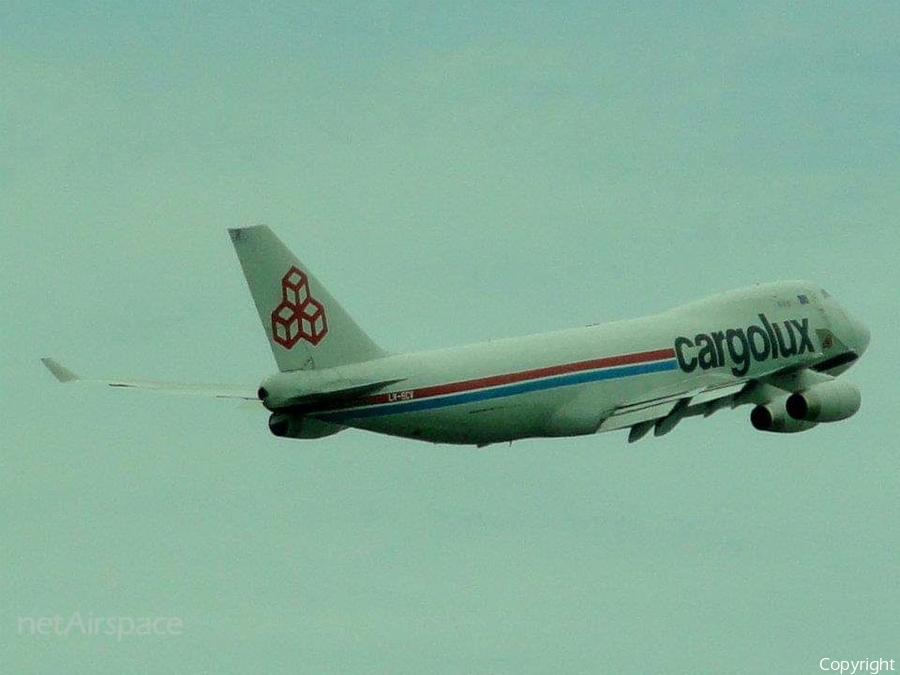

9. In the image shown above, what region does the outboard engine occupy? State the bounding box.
[268,412,343,439]
[751,398,818,434]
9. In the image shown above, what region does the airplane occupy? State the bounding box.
[42,225,870,446]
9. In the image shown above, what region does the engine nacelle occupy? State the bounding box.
[786,380,861,423]
[750,399,818,434]
[268,412,344,439]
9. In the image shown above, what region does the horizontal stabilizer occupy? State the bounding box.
[282,379,406,409]
[257,369,406,410]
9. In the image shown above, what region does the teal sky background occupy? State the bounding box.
[2,2,898,673]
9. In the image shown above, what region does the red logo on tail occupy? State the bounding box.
[271,266,328,348]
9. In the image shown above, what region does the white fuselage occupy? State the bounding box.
[45,226,870,447]
[270,281,867,445]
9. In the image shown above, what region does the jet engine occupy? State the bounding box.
[268,412,344,439]
[785,380,861,423]
[750,397,818,434]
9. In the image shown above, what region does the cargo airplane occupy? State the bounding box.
[42,226,870,445]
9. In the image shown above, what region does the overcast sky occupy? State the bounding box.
[2,2,898,673]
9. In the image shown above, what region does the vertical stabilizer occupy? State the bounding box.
[229,226,386,371]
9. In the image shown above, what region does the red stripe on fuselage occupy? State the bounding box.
[360,348,676,406]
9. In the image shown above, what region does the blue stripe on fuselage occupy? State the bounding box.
[314,359,678,423]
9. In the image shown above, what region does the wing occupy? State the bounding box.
[41,358,258,400]
[40,358,403,408]
[599,381,749,442]
[601,367,837,443]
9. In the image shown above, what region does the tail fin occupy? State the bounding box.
[229,226,386,371]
